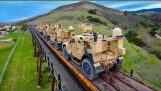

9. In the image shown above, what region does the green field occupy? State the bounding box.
[0,31,50,91]
[0,32,20,74]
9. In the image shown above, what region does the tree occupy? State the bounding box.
[137,27,152,47]
[21,23,28,31]
[123,11,128,15]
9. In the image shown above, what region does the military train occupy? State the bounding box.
[34,23,126,80]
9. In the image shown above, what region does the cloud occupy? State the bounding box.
[138,2,161,10]
[121,2,161,11]
[106,1,140,8]
[9,17,29,22]
[39,1,78,10]
[95,1,161,11]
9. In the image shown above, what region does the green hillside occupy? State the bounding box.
[29,1,157,29]
[26,1,161,90]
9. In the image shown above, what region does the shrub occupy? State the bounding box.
[125,30,145,47]
[123,11,128,15]
[21,23,28,31]
[148,46,161,59]
[88,9,96,15]
[132,13,136,15]
[140,21,147,27]
[140,21,154,28]
[60,16,73,20]
[86,16,107,25]
[86,16,93,19]
[13,38,17,42]
[101,21,107,25]
[124,26,127,30]
[89,17,101,23]
[133,38,145,47]
[77,16,85,21]
[111,20,118,25]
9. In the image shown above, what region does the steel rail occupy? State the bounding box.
[119,72,158,91]
[99,76,120,91]
[32,27,158,91]
[32,30,82,91]
[32,29,100,91]
[112,73,138,91]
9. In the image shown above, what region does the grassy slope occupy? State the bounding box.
[123,39,161,90]
[34,10,113,35]
[0,31,50,91]
[33,10,161,90]
[0,32,20,74]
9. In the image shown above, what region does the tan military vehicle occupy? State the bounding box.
[35,23,125,80]
[61,23,125,80]
[39,24,74,50]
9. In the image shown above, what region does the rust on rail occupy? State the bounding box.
[33,30,100,91]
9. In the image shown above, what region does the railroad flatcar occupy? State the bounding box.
[35,23,126,80]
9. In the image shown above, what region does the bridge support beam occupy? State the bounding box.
[33,35,38,57]
[57,74,61,91]
[51,75,56,91]
[30,31,34,45]
[34,45,37,57]
[37,48,44,88]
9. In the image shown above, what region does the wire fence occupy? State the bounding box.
[0,32,22,85]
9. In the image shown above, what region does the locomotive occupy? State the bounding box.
[34,23,126,80]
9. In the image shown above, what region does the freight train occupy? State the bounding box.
[34,23,126,80]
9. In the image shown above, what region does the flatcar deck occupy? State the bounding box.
[31,28,83,91]
[31,26,158,91]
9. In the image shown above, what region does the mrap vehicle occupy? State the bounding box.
[35,23,126,80]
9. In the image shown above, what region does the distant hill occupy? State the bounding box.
[131,8,161,23]
[131,8,161,14]
[19,1,155,30]
[143,13,161,22]
[0,22,6,25]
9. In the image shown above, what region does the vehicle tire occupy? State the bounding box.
[82,58,98,80]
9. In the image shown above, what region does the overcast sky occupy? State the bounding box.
[0,1,161,23]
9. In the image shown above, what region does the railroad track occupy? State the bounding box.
[100,72,139,91]
[31,26,158,91]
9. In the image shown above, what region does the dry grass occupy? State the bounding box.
[0,43,10,48]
